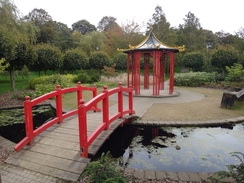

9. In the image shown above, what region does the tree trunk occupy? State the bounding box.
[10,68,16,91]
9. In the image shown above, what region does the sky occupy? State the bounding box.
[13,0,243,34]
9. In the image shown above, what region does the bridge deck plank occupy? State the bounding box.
[5,102,131,181]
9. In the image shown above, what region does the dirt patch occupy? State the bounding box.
[142,87,244,121]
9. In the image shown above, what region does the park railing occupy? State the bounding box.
[14,82,135,158]
[14,82,100,152]
[78,83,135,157]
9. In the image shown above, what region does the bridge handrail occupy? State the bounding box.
[14,82,99,152]
[78,83,135,157]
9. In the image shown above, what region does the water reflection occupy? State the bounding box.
[96,123,244,173]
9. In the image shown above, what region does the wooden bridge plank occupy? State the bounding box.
[38,137,80,150]
[40,131,79,142]
[6,156,81,181]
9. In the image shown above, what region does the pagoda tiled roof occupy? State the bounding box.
[118,31,185,53]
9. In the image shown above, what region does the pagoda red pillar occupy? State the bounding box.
[127,53,131,87]
[160,54,165,90]
[153,51,160,95]
[169,52,175,94]
[144,54,150,89]
[133,52,140,95]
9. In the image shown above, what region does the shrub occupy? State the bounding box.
[225,63,244,82]
[29,74,73,89]
[89,51,112,70]
[73,70,101,83]
[211,49,239,74]
[182,52,205,71]
[63,49,88,72]
[73,72,91,83]
[11,91,38,101]
[35,84,56,96]
[113,53,127,70]
[174,72,216,87]
[80,152,127,183]
[86,69,101,82]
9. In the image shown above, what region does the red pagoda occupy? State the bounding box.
[118,30,185,96]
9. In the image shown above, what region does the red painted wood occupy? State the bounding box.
[14,83,135,158]
[169,52,175,94]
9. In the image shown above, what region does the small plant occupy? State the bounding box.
[209,152,244,183]
[80,152,127,183]
[102,63,118,77]
[174,72,216,87]
[225,63,244,82]
[11,91,38,101]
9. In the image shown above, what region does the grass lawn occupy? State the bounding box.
[142,87,244,121]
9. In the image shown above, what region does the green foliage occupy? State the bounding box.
[73,72,91,83]
[181,52,205,71]
[35,84,56,96]
[63,49,88,71]
[210,152,244,183]
[30,44,62,73]
[86,69,101,82]
[11,91,37,101]
[73,69,100,83]
[81,152,127,183]
[113,53,127,70]
[29,74,72,89]
[0,58,9,73]
[211,49,239,73]
[72,19,97,35]
[18,65,30,78]
[89,51,111,70]
[225,63,244,82]
[102,64,118,77]
[174,72,216,87]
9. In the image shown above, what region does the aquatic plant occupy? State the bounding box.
[80,152,127,183]
[210,152,244,183]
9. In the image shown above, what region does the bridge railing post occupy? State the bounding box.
[78,99,88,158]
[129,85,134,115]
[93,84,100,112]
[118,82,123,118]
[102,86,109,130]
[55,85,63,123]
[77,82,82,107]
[24,96,34,145]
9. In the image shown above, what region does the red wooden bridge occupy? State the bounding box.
[6,83,135,181]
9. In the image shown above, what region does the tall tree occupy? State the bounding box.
[54,21,75,51]
[147,5,176,45]
[72,19,96,35]
[177,12,205,51]
[30,44,62,75]
[0,0,38,90]
[97,16,120,32]
[25,8,57,44]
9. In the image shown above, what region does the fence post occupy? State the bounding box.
[93,84,100,112]
[24,96,34,145]
[129,85,134,115]
[56,85,63,123]
[77,82,82,107]
[102,86,109,130]
[118,82,123,118]
[78,99,88,158]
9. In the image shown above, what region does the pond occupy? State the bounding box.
[0,105,56,143]
[96,123,244,173]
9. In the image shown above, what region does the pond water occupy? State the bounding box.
[96,123,244,173]
[0,105,56,143]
